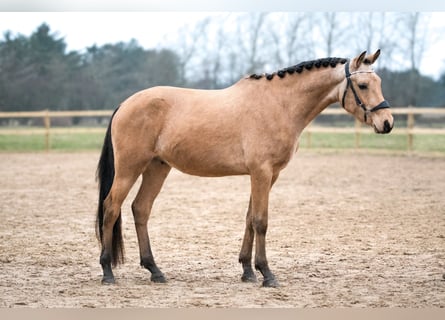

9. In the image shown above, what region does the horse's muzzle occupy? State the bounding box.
[375,119,393,134]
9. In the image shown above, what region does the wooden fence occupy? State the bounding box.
[305,107,445,150]
[0,107,444,151]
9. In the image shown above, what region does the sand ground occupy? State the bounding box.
[0,151,444,307]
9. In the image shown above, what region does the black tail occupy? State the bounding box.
[96,107,124,266]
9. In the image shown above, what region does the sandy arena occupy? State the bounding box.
[0,150,444,307]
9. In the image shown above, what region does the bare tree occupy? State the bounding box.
[315,12,350,57]
[170,17,211,84]
[401,12,430,71]
[204,15,231,88]
[269,13,314,67]
[236,12,269,74]
[195,14,231,89]
[352,12,398,70]
[374,13,399,70]
[397,12,431,105]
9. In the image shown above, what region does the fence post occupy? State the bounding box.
[43,109,51,152]
[354,118,361,149]
[407,107,415,151]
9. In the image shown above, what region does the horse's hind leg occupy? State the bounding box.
[132,158,171,283]
[101,170,140,284]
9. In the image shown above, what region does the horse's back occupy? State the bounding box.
[112,85,249,177]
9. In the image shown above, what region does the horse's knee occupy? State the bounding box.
[253,216,268,235]
[131,201,142,218]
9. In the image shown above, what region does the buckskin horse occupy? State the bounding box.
[96,50,393,287]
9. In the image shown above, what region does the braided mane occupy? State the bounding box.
[249,57,348,81]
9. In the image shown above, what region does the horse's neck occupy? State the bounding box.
[282,67,344,129]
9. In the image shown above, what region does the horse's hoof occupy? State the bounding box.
[241,273,258,283]
[262,278,279,288]
[101,276,116,285]
[151,273,166,283]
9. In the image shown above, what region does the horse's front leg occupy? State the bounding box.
[239,197,257,283]
[250,167,279,288]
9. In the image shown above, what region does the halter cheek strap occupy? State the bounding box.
[341,61,390,122]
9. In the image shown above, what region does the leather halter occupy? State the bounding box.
[341,61,390,122]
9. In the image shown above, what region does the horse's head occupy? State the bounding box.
[340,50,393,134]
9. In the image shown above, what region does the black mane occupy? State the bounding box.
[249,57,348,81]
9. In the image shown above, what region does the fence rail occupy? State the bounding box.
[0,107,444,151]
[304,107,445,150]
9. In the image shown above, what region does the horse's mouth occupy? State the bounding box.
[373,125,380,134]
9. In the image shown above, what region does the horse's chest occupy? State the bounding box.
[249,132,298,170]
[270,137,298,169]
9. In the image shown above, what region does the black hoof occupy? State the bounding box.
[151,273,166,283]
[101,276,116,285]
[262,278,279,288]
[241,272,258,283]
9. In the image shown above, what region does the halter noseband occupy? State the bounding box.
[341,61,390,122]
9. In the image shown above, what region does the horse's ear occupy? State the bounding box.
[370,49,381,64]
[354,51,367,68]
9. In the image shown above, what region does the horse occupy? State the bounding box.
[96,50,393,287]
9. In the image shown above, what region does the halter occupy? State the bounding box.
[341,61,390,122]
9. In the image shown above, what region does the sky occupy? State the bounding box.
[0,11,445,79]
[0,0,444,11]
[0,12,213,50]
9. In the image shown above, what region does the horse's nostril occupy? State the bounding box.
[383,120,392,133]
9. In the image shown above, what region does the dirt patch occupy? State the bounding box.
[0,151,444,307]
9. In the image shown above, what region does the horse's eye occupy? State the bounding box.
[358,84,368,90]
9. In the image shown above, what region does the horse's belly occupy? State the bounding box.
[157,141,248,177]
[162,154,248,177]
[170,161,247,177]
